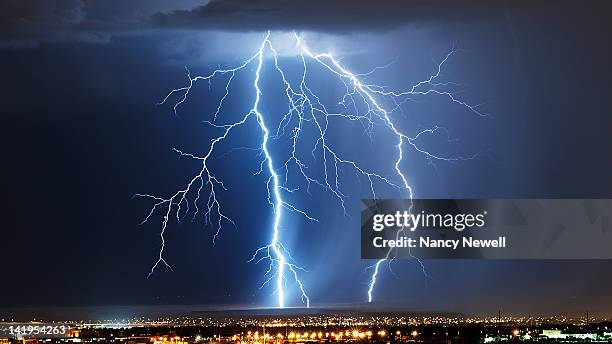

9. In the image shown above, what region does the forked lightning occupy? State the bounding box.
[136,31,483,308]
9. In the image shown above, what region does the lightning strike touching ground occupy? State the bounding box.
[136,31,483,308]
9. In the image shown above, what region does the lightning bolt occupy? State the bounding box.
[136,31,483,308]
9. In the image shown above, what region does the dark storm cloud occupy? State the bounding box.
[0,0,562,48]
[0,0,201,47]
[0,0,104,47]
[150,0,505,32]
[151,0,612,33]
[3,0,610,48]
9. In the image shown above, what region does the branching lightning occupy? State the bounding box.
[136,31,483,308]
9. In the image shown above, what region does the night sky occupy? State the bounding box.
[1,0,612,317]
